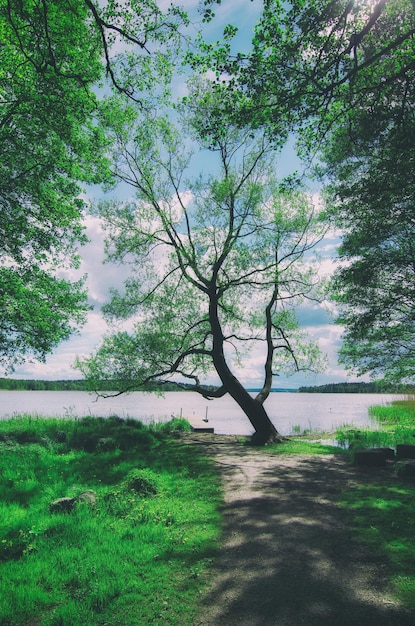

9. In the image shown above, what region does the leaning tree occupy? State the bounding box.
[78,81,327,443]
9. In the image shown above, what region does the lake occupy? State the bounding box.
[0,390,400,436]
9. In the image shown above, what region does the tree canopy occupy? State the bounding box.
[202,1,415,140]
[324,67,415,382]
[307,0,415,382]
[0,0,186,371]
[0,0,103,370]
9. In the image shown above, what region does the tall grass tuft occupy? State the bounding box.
[336,396,415,450]
[369,395,415,428]
[0,415,220,626]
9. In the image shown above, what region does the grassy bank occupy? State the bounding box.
[2,404,415,621]
[0,415,221,626]
[267,438,347,455]
[335,396,415,450]
[335,397,415,608]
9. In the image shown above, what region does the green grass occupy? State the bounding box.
[335,397,415,608]
[339,483,415,608]
[0,415,220,626]
[335,425,415,450]
[266,438,347,456]
[3,406,415,619]
[288,422,322,437]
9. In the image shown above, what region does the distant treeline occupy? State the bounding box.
[0,378,214,392]
[298,381,415,394]
[2,378,413,394]
[0,378,90,391]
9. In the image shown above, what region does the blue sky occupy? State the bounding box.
[5,0,362,388]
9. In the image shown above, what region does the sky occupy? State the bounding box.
[5,0,364,388]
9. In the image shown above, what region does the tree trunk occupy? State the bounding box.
[228,376,286,445]
[209,291,286,444]
[209,311,283,444]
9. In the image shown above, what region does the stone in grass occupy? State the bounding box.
[375,447,396,460]
[49,497,77,513]
[50,490,96,513]
[396,444,415,460]
[354,448,389,467]
[395,460,415,479]
[77,490,97,505]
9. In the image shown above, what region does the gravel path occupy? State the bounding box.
[183,434,414,626]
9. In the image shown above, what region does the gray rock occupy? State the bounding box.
[50,490,97,513]
[49,497,77,513]
[395,459,415,479]
[77,490,97,505]
[354,449,387,467]
[396,444,415,459]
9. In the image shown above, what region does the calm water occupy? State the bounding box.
[0,390,399,435]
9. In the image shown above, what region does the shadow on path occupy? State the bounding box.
[187,435,414,626]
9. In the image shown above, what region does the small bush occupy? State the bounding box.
[96,437,117,452]
[155,418,191,434]
[54,430,68,443]
[102,490,131,517]
[0,529,36,562]
[124,469,159,496]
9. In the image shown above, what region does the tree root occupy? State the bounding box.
[250,431,290,446]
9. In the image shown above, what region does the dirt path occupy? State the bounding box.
[183,434,414,626]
